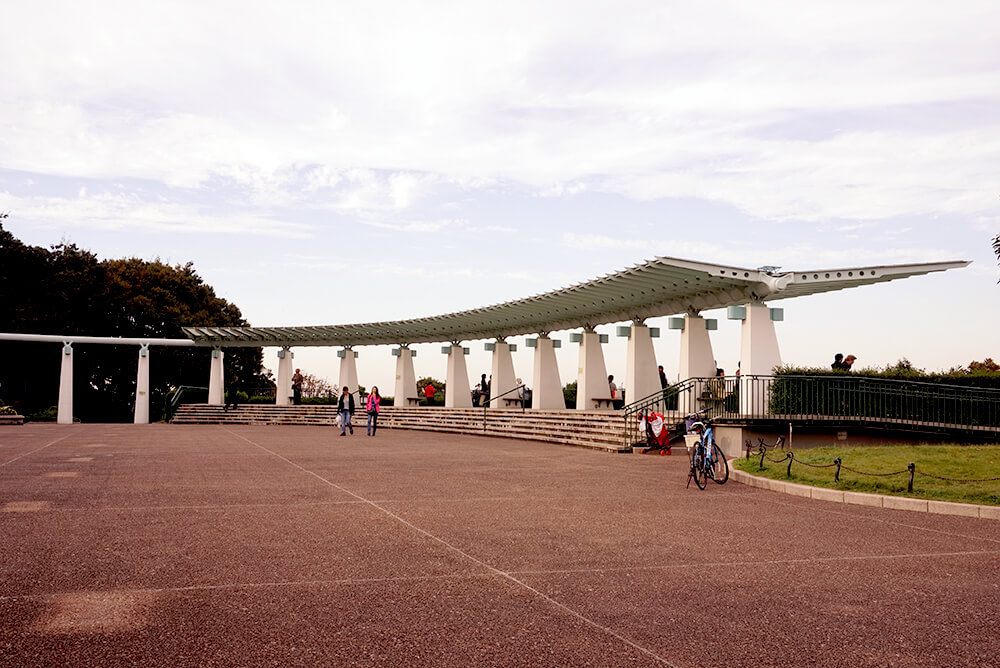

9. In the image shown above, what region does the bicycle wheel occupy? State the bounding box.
[693,449,708,490]
[710,443,729,484]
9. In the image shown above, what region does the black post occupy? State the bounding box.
[786,451,794,478]
[907,462,915,492]
[834,457,841,482]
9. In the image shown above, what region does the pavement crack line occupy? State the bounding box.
[221,427,682,668]
[1,430,80,468]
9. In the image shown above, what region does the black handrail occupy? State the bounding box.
[164,385,208,421]
[482,384,527,430]
[622,375,1000,449]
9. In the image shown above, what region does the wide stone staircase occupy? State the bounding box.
[170,404,629,452]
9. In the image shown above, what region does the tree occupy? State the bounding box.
[967,358,1000,373]
[0,220,266,421]
[417,376,444,403]
[299,372,336,399]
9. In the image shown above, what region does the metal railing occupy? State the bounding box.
[164,385,208,421]
[482,384,527,430]
[623,375,1000,448]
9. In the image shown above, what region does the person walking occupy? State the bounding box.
[338,386,355,436]
[291,368,304,405]
[365,386,381,436]
[225,373,241,411]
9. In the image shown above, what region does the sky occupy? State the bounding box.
[2,1,999,395]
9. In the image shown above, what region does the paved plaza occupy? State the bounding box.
[1,423,998,667]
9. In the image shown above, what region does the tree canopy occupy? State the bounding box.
[0,218,268,421]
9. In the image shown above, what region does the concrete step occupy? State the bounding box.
[171,405,628,452]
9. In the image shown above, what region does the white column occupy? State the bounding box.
[530,336,564,410]
[393,346,418,406]
[134,344,150,424]
[338,347,359,393]
[732,303,783,414]
[574,329,609,410]
[57,342,74,424]
[444,344,472,408]
[623,322,660,405]
[673,314,718,414]
[208,348,224,405]
[738,304,782,376]
[488,340,517,407]
[275,347,293,405]
[677,314,718,380]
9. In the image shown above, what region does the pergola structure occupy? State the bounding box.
[1,256,969,423]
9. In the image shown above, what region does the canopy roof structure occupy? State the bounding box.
[181,257,969,348]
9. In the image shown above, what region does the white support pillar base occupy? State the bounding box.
[677,314,718,412]
[445,345,472,408]
[394,347,418,407]
[57,342,73,424]
[338,348,359,394]
[575,331,609,411]
[739,303,783,414]
[276,348,293,406]
[489,341,517,407]
[208,348,225,405]
[625,323,659,405]
[531,336,564,410]
[134,345,150,424]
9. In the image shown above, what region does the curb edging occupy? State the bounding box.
[730,466,999,520]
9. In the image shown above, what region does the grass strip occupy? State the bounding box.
[733,444,1000,506]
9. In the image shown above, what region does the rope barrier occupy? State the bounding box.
[749,445,999,491]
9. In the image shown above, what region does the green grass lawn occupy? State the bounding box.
[732,444,1000,506]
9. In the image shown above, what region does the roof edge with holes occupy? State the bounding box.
[180,256,970,347]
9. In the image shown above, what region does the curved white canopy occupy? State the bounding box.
[180,257,969,347]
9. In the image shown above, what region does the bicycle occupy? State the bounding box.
[685,414,729,489]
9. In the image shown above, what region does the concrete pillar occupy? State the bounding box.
[574,329,609,411]
[338,347,359,393]
[487,340,517,407]
[57,342,73,424]
[134,344,150,424]
[529,335,564,410]
[738,304,783,376]
[622,322,660,405]
[208,348,224,405]
[730,303,783,414]
[393,346,418,407]
[275,347,293,406]
[671,314,718,413]
[444,344,472,408]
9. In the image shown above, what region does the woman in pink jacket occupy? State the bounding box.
[365,386,382,436]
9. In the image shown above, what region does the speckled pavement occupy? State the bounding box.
[1,423,998,667]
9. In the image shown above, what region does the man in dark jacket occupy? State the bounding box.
[337,386,355,436]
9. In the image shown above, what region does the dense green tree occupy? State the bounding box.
[0,219,268,421]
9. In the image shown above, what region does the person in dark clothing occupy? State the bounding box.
[480,373,490,406]
[337,386,355,436]
[832,353,849,371]
[658,365,668,389]
[225,374,241,411]
[292,368,304,405]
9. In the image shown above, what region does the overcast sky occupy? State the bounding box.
[3,1,998,394]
